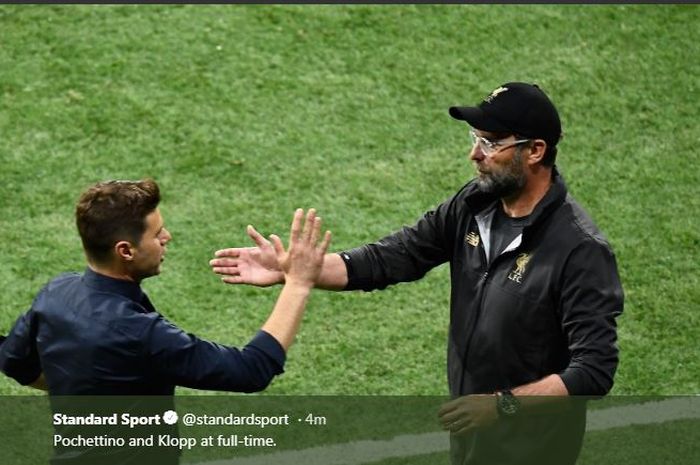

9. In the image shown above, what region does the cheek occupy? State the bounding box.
[150,240,163,254]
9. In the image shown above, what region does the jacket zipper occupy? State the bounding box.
[460,248,491,381]
[461,245,519,378]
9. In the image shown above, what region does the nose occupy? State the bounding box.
[470,144,485,162]
[161,228,172,244]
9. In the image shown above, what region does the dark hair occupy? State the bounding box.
[76,179,161,263]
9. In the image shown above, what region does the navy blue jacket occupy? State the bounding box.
[0,268,285,395]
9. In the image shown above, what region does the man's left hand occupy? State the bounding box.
[438,394,498,435]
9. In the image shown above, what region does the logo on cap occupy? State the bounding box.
[484,86,509,103]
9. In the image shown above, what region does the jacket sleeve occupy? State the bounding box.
[145,313,286,393]
[558,238,624,396]
[0,309,42,386]
[340,193,460,291]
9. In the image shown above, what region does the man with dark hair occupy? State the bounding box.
[1,179,331,464]
[75,179,163,270]
[210,82,624,465]
[0,179,331,396]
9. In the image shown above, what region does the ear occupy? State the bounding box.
[115,240,135,262]
[525,139,547,166]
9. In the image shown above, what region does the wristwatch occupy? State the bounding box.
[495,390,520,418]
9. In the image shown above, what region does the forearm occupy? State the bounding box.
[505,375,572,416]
[264,253,347,290]
[314,253,349,290]
[261,282,313,351]
[440,375,576,433]
[512,374,569,396]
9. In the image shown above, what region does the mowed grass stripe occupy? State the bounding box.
[0,5,697,396]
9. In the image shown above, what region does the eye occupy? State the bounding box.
[484,139,498,150]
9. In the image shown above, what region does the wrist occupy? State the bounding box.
[282,279,314,293]
[495,390,520,418]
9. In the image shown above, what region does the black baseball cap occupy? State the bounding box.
[449,82,562,147]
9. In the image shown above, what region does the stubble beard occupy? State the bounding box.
[475,149,527,198]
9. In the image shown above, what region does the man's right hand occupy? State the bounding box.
[258,209,331,351]
[270,208,331,288]
[211,210,349,291]
[210,225,285,287]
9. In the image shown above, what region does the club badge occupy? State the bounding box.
[508,253,531,283]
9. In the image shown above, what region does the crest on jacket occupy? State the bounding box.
[508,253,531,283]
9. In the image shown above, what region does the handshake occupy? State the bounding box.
[209,208,334,352]
[210,208,336,290]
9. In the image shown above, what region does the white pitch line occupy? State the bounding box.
[586,397,700,431]
[195,432,448,465]
[193,397,699,465]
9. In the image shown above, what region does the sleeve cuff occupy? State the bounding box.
[559,370,581,396]
[338,249,376,291]
[559,366,611,397]
[338,251,357,290]
[249,330,286,369]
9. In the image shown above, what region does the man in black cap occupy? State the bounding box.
[210,82,624,464]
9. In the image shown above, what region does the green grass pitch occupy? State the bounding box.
[0,5,698,396]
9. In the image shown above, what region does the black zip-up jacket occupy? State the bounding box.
[340,169,623,397]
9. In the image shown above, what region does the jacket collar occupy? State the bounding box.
[464,166,568,229]
[81,267,145,303]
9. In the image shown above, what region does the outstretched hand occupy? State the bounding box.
[210,224,285,287]
[210,209,331,288]
[270,208,331,288]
